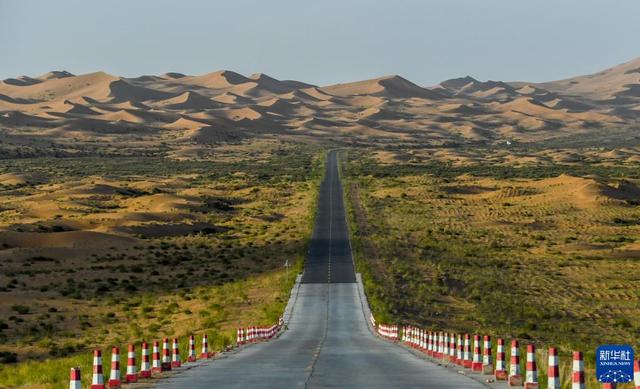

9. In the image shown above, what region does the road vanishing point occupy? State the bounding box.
[155,150,488,388]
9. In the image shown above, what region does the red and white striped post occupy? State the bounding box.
[572,351,585,389]
[472,335,483,372]
[108,347,121,388]
[457,334,463,365]
[201,334,210,358]
[171,338,181,368]
[634,359,640,389]
[432,332,438,357]
[151,341,161,373]
[482,335,493,374]
[91,349,105,389]
[449,333,457,362]
[547,347,560,389]
[495,338,507,380]
[187,335,196,362]
[125,344,137,383]
[509,340,522,386]
[140,341,151,378]
[602,384,617,389]
[443,333,450,361]
[427,331,433,356]
[422,329,426,351]
[438,332,445,359]
[237,328,244,345]
[161,338,172,371]
[413,327,418,348]
[70,367,82,389]
[463,334,472,368]
[524,344,538,388]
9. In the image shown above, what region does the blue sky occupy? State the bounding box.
[1,0,639,86]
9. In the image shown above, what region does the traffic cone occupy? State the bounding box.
[125,344,137,383]
[108,347,121,388]
[70,367,81,389]
[463,334,472,368]
[457,334,463,365]
[472,335,483,372]
[524,344,538,388]
[634,359,640,389]
[572,351,585,389]
[188,335,196,362]
[201,333,210,358]
[161,338,172,371]
[483,335,493,374]
[508,340,522,386]
[151,341,161,373]
[171,338,181,368]
[91,349,105,389]
[547,347,560,389]
[140,342,151,378]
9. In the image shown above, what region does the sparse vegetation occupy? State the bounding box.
[0,141,322,388]
[344,149,640,388]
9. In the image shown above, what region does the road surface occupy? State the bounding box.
[155,150,487,388]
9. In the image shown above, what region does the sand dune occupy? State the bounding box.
[518,57,640,101]
[38,70,74,80]
[180,70,251,89]
[0,230,137,249]
[164,117,210,130]
[0,71,118,101]
[97,109,146,123]
[156,91,219,110]
[322,75,444,99]
[0,58,638,147]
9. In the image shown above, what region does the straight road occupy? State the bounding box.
[155,150,487,388]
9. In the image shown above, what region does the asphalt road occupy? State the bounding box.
[301,149,355,283]
[155,151,487,388]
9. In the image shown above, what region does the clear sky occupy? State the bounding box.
[1,0,639,86]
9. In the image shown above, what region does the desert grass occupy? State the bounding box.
[344,149,640,388]
[0,144,322,388]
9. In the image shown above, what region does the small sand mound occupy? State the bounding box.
[158,91,219,110]
[0,230,137,249]
[164,117,210,130]
[0,173,28,186]
[98,109,146,123]
[220,107,263,121]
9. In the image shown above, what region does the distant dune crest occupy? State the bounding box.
[1,58,639,145]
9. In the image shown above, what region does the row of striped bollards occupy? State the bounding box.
[377,324,399,340]
[235,322,281,345]
[398,326,640,388]
[69,335,209,389]
[70,317,284,388]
